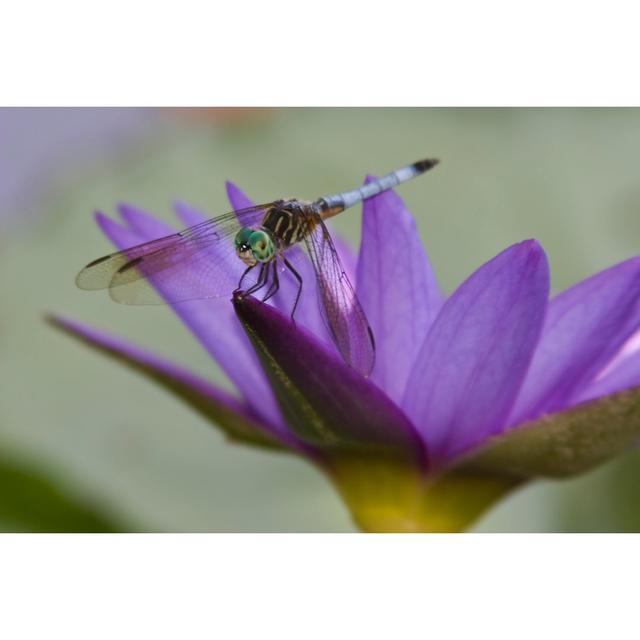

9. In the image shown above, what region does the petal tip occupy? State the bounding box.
[225,180,239,196]
[233,292,276,317]
[45,313,87,338]
[116,201,141,218]
[232,292,265,320]
[225,181,255,211]
[94,210,118,234]
[519,238,541,250]
[512,239,547,265]
[44,312,63,328]
[173,199,207,227]
[116,202,149,227]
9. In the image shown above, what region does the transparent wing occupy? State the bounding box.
[304,217,375,377]
[76,204,275,305]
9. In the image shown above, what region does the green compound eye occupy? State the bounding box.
[249,230,274,262]
[234,227,253,249]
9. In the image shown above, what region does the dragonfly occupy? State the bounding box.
[76,158,440,377]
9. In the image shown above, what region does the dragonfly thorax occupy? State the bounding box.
[234,227,275,266]
[261,200,317,248]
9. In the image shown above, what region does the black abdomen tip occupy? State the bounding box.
[413,158,440,173]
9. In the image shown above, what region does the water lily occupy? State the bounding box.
[50,177,640,532]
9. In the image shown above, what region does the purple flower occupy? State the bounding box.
[51,179,640,532]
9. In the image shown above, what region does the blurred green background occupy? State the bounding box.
[1,107,639,532]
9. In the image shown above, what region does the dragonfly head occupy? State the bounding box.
[234,227,275,266]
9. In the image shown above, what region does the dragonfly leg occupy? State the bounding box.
[236,265,256,292]
[244,263,269,297]
[283,257,302,321]
[262,261,280,303]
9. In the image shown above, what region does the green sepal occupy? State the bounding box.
[455,386,640,479]
[47,315,286,452]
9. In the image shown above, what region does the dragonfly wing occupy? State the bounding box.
[304,218,375,377]
[76,204,273,305]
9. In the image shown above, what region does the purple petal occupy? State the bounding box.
[403,241,550,463]
[575,333,640,404]
[95,211,287,434]
[173,199,209,228]
[579,353,640,402]
[508,256,640,425]
[234,294,427,465]
[118,202,175,237]
[225,180,255,212]
[356,176,443,403]
[47,314,294,449]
